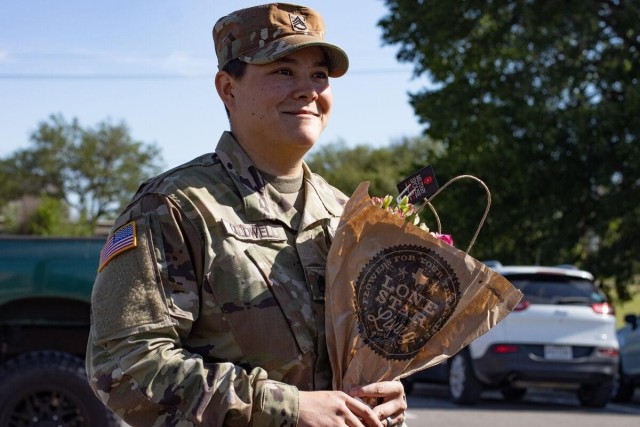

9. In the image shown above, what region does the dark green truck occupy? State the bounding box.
[0,236,119,426]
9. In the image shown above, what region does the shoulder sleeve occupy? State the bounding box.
[86,193,299,426]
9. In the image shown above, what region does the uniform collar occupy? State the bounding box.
[215,132,344,230]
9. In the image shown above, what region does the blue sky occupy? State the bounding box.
[0,1,429,169]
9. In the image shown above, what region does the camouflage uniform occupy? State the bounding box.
[87,132,348,426]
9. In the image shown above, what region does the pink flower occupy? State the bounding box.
[432,233,454,246]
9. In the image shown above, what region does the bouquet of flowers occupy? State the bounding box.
[325,177,522,392]
[370,193,454,246]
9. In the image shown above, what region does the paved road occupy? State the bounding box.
[118,383,639,426]
[404,383,640,427]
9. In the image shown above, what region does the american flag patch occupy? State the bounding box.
[98,221,137,272]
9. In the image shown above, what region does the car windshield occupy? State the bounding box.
[507,274,607,305]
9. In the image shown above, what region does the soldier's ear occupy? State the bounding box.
[215,71,236,111]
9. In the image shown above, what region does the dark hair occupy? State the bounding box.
[222,58,247,78]
[221,59,247,120]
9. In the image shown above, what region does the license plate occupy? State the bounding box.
[544,345,573,360]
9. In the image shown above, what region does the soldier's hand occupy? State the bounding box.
[298,390,384,427]
[349,381,407,427]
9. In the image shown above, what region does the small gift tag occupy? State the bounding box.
[396,165,439,204]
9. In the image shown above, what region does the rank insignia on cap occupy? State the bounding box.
[289,14,308,31]
[98,221,137,272]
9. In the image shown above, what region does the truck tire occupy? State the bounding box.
[0,350,120,427]
[448,349,482,405]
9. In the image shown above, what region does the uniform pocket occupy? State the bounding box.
[207,246,313,371]
[245,246,315,355]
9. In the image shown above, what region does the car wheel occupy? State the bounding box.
[612,381,634,403]
[611,365,635,403]
[448,349,482,405]
[577,381,613,408]
[0,351,119,426]
[501,386,527,402]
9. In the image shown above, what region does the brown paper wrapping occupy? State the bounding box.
[326,182,523,392]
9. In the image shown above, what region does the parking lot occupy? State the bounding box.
[404,383,640,427]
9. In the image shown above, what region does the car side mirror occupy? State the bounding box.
[624,314,638,330]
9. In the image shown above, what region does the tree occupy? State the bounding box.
[379,0,640,297]
[26,196,77,236]
[307,135,444,198]
[0,114,163,234]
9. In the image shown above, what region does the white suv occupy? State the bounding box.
[448,263,619,407]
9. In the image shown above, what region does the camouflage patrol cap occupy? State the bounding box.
[213,3,349,77]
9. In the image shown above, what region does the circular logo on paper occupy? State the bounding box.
[355,244,461,360]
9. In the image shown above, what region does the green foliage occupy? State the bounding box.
[379,0,640,298]
[8,196,92,236]
[615,285,640,328]
[306,135,444,197]
[26,197,69,236]
[0,114,163,235]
